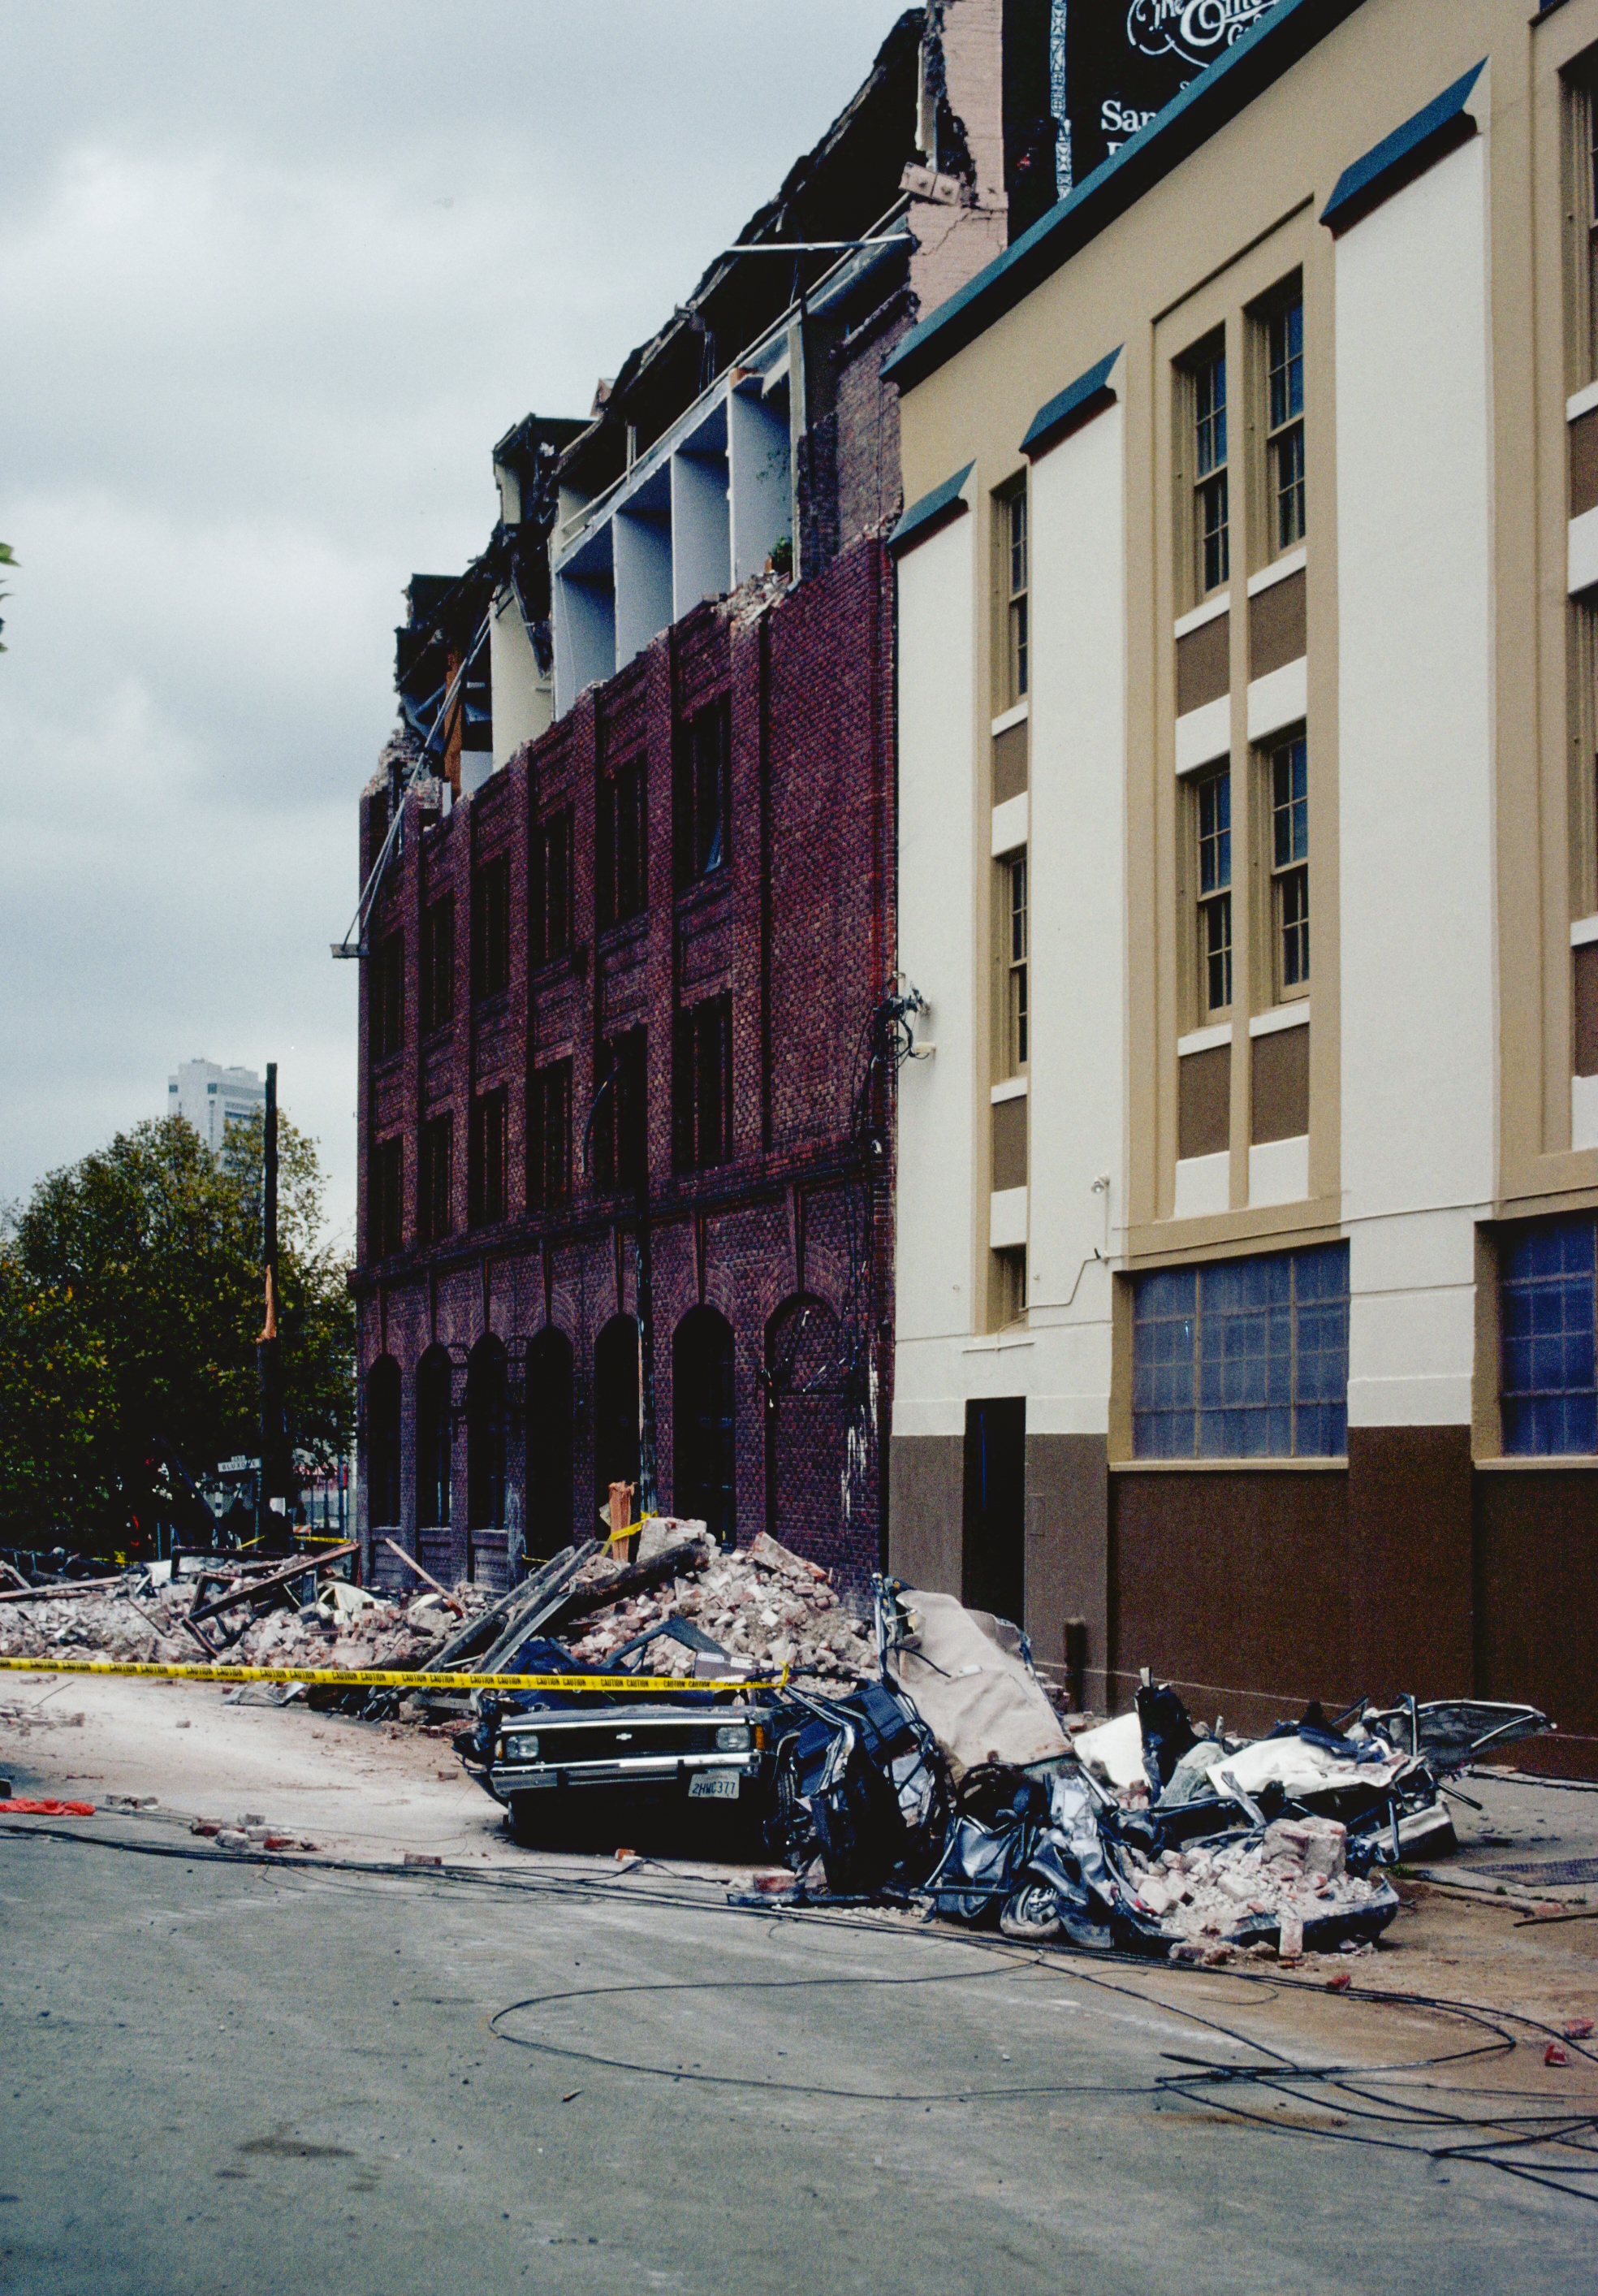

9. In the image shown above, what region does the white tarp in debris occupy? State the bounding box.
[889,1589,1069,1779]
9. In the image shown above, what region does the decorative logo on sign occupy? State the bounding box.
[1126,0,1278,67]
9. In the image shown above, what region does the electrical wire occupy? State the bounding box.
[8,1818,1596,2200]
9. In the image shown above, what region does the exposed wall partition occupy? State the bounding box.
[669,404,732,622]
[728,378,792,584]
[554,521,616,712]
[612,465,673,667]
[552,328,797,713]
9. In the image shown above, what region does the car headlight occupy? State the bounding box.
[503,1732,540,1762]
[714,1723,751,1753]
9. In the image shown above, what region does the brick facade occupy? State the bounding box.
[354,537,896,1597]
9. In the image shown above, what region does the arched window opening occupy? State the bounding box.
[466,1336,508,1531]
[674,1306,736,1548]
[525,1327,574,1562]
[415,1346,455,1585]
[594,1314,641,1527]
[365,1356,401,1533]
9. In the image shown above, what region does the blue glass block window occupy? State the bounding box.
[1501,1215,1598,1456]
[1132,1243,1349,1460]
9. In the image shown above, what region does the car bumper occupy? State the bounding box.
[486,1752,763,1805]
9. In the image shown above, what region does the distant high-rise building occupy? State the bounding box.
[166,1059,266,1154]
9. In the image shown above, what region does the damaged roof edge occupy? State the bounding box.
[884,0,1371,395]
[559,9,924,491]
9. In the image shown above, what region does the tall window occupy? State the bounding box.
[1573,68,1598,383]
[420,897,454,1035]
[369,929,404,1062]
[417,1113,453,1243]
[1268,732,1309,995]
[533,807,572,965]
[1194,348,1229,596]
[1004,854,1029,1073]
[673,997,732,1171]
[1195,767,1233,1017]
[1004,489,1029,704]
[472,855,510,1001]
[369,1135,403,1260]
[993,1246,1027,1330]
[593,1028,646,1191]
[528,1060,572,1209]
[1501,1214,1598,1455]
[1266,298,1306,551]
[1133,1243,1349,1459]
[468,1087,508,1227]
[676,699,730,886]
[597,757,647,928]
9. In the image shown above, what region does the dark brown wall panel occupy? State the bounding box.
[1249,569,1306,681]
[992,721,1029,802]
[1178,1043,1231,1160]
[1112,1468,1351,1719]
[991,1095,1028,1190]
[1575,943,1598,1079]
[1251,1022,1309,1144]
[1573,407,1598,520]
[1176,611,1229,716]
[888,1434,965,1598]
[1026,1433,1110,1705]
[1475,1469,1598,1776]
[1345,1426,1474,1699]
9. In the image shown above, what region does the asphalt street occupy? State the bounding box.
[1,1821,1592,2295]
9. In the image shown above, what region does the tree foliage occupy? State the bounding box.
[0,1113,353,1549]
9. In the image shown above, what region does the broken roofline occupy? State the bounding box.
[884,0,1371,394]
[552,204,910,569]
[558,7,926,494]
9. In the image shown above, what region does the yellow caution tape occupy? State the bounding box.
[0,1656,780,1694]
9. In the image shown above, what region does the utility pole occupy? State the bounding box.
[257,1062,288,1546]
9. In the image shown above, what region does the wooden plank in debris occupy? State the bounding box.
[481,1538,712,1676]
[186,1543,356,1625]
[381,1540,462,1611]
[424,1541,598,1675]
[0,1576,124,1604]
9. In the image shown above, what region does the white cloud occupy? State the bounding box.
[0,0,905,1243]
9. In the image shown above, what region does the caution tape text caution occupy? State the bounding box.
[0,1656,780,1695]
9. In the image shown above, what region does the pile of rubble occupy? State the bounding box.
[1126,1819,1389,1961]
[560,1528,874,1684]
[0,1567,496,1679]
[0,1527,875,1697]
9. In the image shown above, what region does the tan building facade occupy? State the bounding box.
[885,0,1598,1771]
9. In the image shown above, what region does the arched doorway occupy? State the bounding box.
[674,1306,736,1547]
[465,1335,509,1586]
[525,1326,574,1562]
[764,1295,849,1567]
[594,1314,641,1528]
[365,1356,401,1532]
[414,1346,454,1584]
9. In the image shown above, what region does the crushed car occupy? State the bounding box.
[453,1546,1553,1964]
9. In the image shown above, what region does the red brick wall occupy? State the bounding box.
[354,535,896,1598]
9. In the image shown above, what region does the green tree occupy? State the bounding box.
[0,1113,353,1549]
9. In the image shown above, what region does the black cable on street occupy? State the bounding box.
[6,1818,1596,2203]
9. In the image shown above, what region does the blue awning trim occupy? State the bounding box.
[1021,348,1123,460]
[889,462,975,556]
[1319,60,1487,233]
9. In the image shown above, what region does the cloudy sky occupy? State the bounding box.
[0,0,902,1252]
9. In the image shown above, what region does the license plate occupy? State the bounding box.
[689,1772,740,1801]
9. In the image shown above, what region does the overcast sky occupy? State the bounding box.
[0,0,903,1253]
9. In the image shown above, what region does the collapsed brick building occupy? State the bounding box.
[350,4,1059,1593]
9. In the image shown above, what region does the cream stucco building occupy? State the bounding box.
[885,0,1598,1767]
